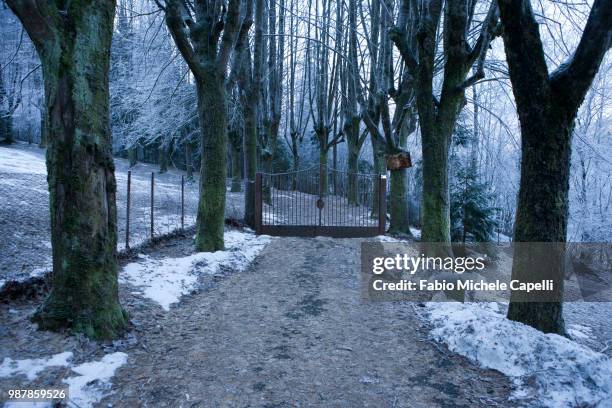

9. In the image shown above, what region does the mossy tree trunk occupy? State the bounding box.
[195,75,228,251]
[165,0,242,251]
[7,0,127,339]
[390,0,500,243]
[499,0,611,334]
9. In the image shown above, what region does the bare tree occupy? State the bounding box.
[161,0,243,251]
[390,0,500,243]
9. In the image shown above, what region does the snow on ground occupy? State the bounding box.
[0,352,72,381]
[63,352,128,408]
[120,230,272,310]
[0,142,245,290]
[419,302,612,407]
[0,147,47,175]
[0,352,127,408]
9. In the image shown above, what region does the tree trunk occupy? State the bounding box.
[195,74,227,251]
[128,146,138,167]
[243,99,257,227]
[388,168,411,235]
[420,124,451,242]
[347,144,359,205]
[498,0,611,334]
[507,121,570,334]
[371,137,385,217]
[319,148,328,195]
[39,108,47,148]
[185,141,194,180]
[159,143,169,173]
[15,1,128,339]
[230,141,242,192]
[0,67,13,144]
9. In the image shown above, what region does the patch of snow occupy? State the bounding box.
[568,323,593,340]
[0,146,47,175]
[63,352,127,408]
[0,352,73,381]
[409,227,421,239]
[420,302,612,407]
[120,231,272,310]
[375,235,402,242]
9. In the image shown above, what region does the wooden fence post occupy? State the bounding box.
[181,175,185,230]
[150,172,154,239]
[378,175,387,235]
[255,173,262,234]
[125,170,131,250]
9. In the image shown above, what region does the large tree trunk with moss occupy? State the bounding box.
[388,168,411,234]
[506,122,570,333]
[420,125,451,242]
[8,0,127,339]
[499,0,610,334]
[390,0,500,244]
[165,0,241,251]
[195,76,228,251]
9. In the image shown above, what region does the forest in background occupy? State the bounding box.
[1,0,609,243]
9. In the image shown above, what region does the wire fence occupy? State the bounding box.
[116,171,200,250]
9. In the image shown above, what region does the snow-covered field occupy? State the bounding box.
[0,142,245,289]
[419,302,612,407]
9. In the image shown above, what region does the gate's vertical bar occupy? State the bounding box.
[378,175,386,235]
[255,172,262,234]
[125,170,131,250]
[181,175,185,230]
[150,172,154,239]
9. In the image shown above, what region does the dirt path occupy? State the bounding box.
[102,236,513,407]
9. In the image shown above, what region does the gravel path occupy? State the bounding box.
[100,235,513,407]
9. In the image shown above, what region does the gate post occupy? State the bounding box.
[255,172,262,234]
[125,170,131,250]
[150,172,154,239]
[378,175,387,235]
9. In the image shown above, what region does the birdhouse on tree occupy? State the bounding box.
[385,151,412,170]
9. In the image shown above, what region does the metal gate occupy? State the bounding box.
[255,165,386,237]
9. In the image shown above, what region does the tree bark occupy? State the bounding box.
[195,75,228,251]
[7,0,127,339]
[230,134,242,192]
[498,0,611,333]
[164,0,241,251]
